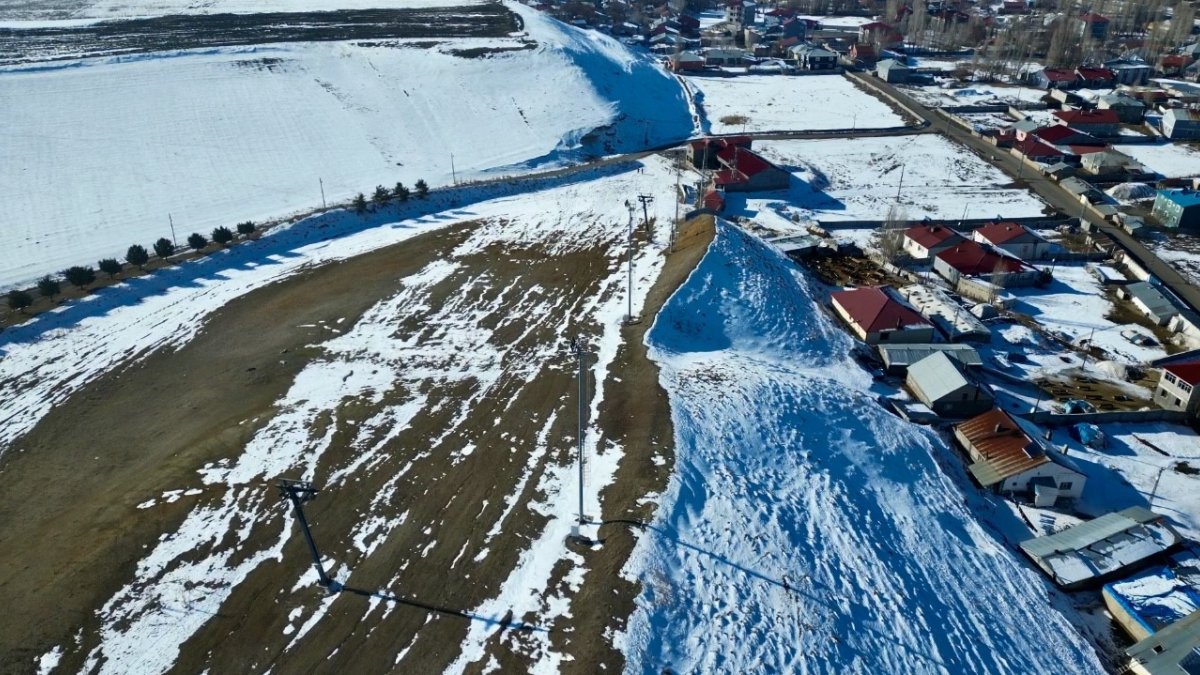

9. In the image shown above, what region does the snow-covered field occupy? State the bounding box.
[0,0,482,22]
[902,82,1046,107]
[620,221,1105,672]
[0,5,691,289]
[1151,235,1200,287]
[687,73,907,133]
[1115,142,1200,178]
[12,155,684,672]
[743,135,1046,222]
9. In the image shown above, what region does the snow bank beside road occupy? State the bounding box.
[622,221,1104,672]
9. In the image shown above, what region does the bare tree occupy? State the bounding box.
[990,258,1010,304]
[878,204,909,262]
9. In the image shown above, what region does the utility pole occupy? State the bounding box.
[896,164,906,202]
[637,194,654,232]
[571,339,587,525]
[1080,325,1097,371]
[168,214,177,248]
[277,479,332,588]
[672,165,681,252]
[451,153,457,186]
[319,178,326,209]
[624,200,637,324]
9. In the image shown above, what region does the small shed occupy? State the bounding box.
[954,408,1085,505]
[876,58,911,83]
[1103,548,1200,642]
[905,351,994,418]
[1118,281,1185,325]
[877,343,983,375]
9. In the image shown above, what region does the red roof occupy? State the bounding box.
[1053,108,1118,126]
[904,224,963,249]
[1076,66,1115,81]
[975,222,1033,245]
[1080,11,1108,23]
[1042,68,1078,82]
[860,21,891,30]
[1014,135,1067,159]
[1068,144,1107,155]
[703,188,725,212]
[1030,125,1097,144]
[830,286,931,333]
[713,146,776,185]
[1162,55,1191,67]
[1164,361,1200,386]
[936,240,1028,276]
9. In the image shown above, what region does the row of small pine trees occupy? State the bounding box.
[353,179,430,214]
[5,221,257,312]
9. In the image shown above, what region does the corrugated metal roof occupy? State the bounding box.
[1022,507,1162,559]
[1126,605,1200,672]
[878,343,983,369]
[955,408,1047,485]
[1126,281,1181,318]
[907,351,974,404]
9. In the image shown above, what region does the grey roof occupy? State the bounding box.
[1098,93,1145,108]
[1012,119,1040,132]
[1167,108,1200,124]
[1021,506,1162,559]
[906,351,975,403]
[1126,607,1200,673]
[877,58,908,70]
[1060,176,1097,195]
[1126,281,1182,319]
[879,343,983,369]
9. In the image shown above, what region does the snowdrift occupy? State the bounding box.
[622,221,1104,672]
[0,4,690,289]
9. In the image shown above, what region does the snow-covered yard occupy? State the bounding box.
[1060,423,1200,540]
[901,81,1046,107]
[1150,234,1200,287]
[1115,142,1200,178]
[1006,263,1169,365]
[0,7,692,290]
[620,221,1106,671]
[741,134,1047,222]
[687,73,907,133]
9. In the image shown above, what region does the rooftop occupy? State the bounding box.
[1159,188,1200,208]
[878,343,983,369]
[1163,360,1200,387]
[903,224,963,249]
[830,286,931,333]
[956,408,1048,487]
[1021,507,1181,588]
[935,240,1029,276]
[1053,108,1119,126]
[1105,549,1200,636]
[1126,280,1184,319]
[907,351,978,403]
[974,221,1042,246]
[1125,608,1200,674]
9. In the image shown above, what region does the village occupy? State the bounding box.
[519,0,1200,670]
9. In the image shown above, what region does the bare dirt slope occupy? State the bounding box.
[0,207,713,674]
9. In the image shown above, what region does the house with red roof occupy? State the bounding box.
[712,145,790,192]
[859,21,901,48]
[1032,68,1079,90]
[1155,360,1200,415]
[1078,11,1109,40]
[1053,108,1119,136]
[829,286,936,344]
[849,43,877,63]
[1075,66,1116,87]
[687,135,752,169]
[933,240,1040,288]
[1011,135,1075,164]
[972,221,1053,260]
[701,187,726,212]
[1018,124,1103,147]
[902,224,965,259]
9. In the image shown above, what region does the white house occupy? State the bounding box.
[902,224,965,259]
[954,408,1085,506]
[971,222,1053,261]
[1155,360,1200,414]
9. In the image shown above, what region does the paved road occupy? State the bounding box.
[848,71,1200,316]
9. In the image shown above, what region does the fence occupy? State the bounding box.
[1020,408,1189,425]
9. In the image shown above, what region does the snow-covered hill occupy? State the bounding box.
[621,221,1105,673]
[0,3,691,289]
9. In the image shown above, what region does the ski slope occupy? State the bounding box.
[621,221,1105,673]
[0,4,692,289]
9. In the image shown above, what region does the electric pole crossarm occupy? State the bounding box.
[277,479,332,588]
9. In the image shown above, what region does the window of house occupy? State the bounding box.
[1059,481,1073,490]
[1166,372,1178,385]
[880,332,890,341]
[1182,382,1194,394]
[1176,397,1183,407]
